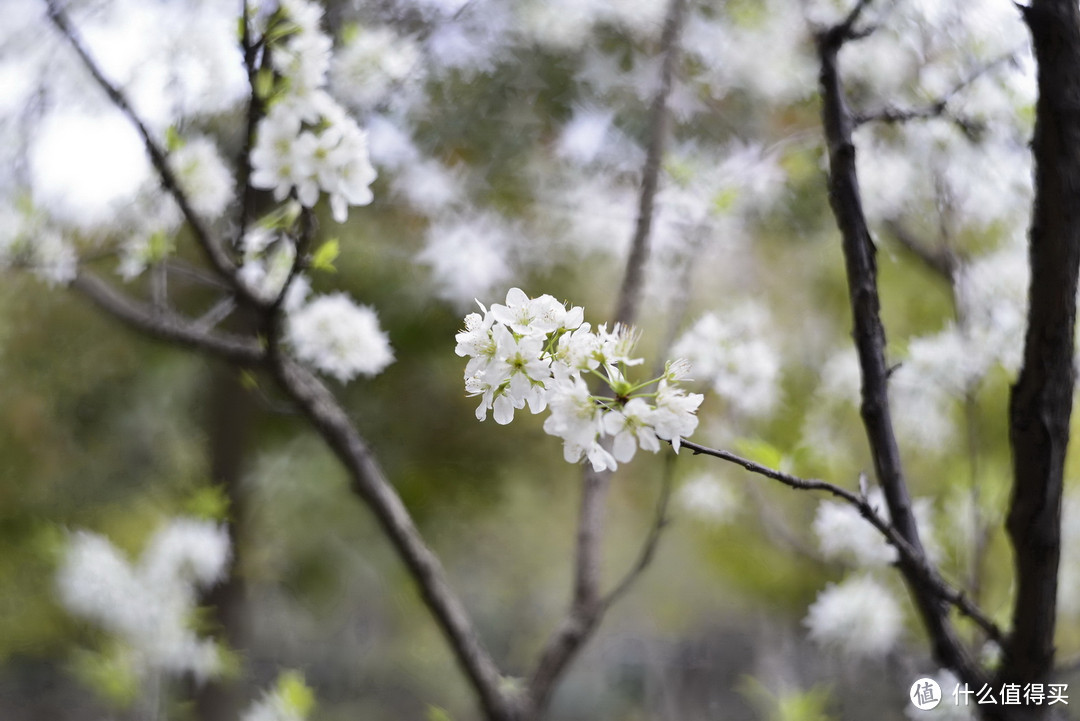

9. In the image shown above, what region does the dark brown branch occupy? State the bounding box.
[269,357,518,720]
[833,0,877,41]
[999,0,1080,693]
[70,272,264,366]
[817,11,982,683]
[853,50,1022,140]
[236,0,265,239]
[680,439,1003,646]
[46,1,243,289]
[883,218,959,281]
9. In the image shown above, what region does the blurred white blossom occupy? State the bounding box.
[804,574,903,658]
[286,292,394,382]
[56,519,231,682]
[672,304,781,419]
[331,26,421,110]
[168,135,234,220]
[677,473,739,524]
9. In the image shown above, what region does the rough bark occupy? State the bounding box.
[993,4,1080,718]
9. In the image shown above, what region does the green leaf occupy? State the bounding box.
[276,670,316,718]
[310,239,340,273]
[146,231,175,263]
[255,67,276,100]
[712,186,740,213]
[427,705,454,721]
[72,646,139,708]
[733,438,786,471]
[185,485,230,522]
[165,126,184,153]
[239,369,259,391]
[341,22,361,45]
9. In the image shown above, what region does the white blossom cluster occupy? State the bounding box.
[286,291,394,383]
[803,488,938,658]
[456,288,703,472]
[671,303,781,419]
[803,574,904,658]
[55,518,231,682]
[676,472,739,525]
[331,25,421,110]
[813,489,938,567]
[249,0,376,223]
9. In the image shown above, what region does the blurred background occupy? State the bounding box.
[2,0,1078,719]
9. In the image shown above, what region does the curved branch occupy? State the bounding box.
[269,357,518,720]
[70,272,264,365]
[46,1,243,288]
[816,7,982,681]
[680,439,1003,646]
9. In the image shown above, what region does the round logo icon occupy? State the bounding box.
[910,677,942,710]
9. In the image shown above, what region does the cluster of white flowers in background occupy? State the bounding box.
[804,574,904,658]
[331,25,421,111]
[249,0,376,223]
[672,303,781,419]
[676,472,740,525]
[169,135,235,221]
[813,489,938,567]
[56,518,231,682]
[804,488,937,657]
[456,288,703,472]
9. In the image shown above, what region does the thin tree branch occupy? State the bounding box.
[882,218,959,280]
[603,459,675,607]
[45,1,244,289]
[817,13,983,683]
[194,297,238,333]
[236,0,265,239]
[999,0,1080,693]
[833,0,877,41]
[70,272,264,366]
[679,439,1003,646]
[853,50,1022,139]
[164,259,234,291]
[269,356,519,720]
[613,0,690,326]
[525,0,689,712]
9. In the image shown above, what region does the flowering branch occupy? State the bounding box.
[45,0,242,287]
[529,0,693,708]
[816,3,983,684]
